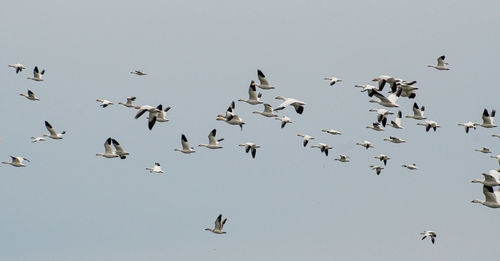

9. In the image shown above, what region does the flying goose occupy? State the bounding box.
[217,102,245,130]
[384,136,406,143]
[417,120,440,132]
[44,121,66,139]
[390,81,418,99]
[311,143,332,156]
[96,99,114,108]
[96,138,118,158]
[199,129,224,149]
[370,165,384,175]
[118,96,137,108]
[19,90,40,101]
[297,134,315,147]
[205,214,227,234]
[155,106,171,123]
[367,89,401,108]
[252,103,278,118]
[371,75,400,91]
[402,164,418,170]
[387,111,404,129]
[368,108,393,127]
[490,155,500,165]
[474,109,497,128]
[135,104,163,130]
[427,55,449,70]
[252,69,275,90]
[27,66,45,81]
[146,162,164,173]
[374,154,390,166]
[356,141,373,150]
[334,155,350,162]
[405,103,426,120]
[31,137,46,143]
[274,96,306,114]
[471,185,500,208]
[130,70,147,75]
[474,147,491,153]
[354,84,379,92]
[420,231,437,244]
[239,142,260,158]
[175,134,196,154]
[112,139,129,159]
[2,155,30,167]
[8,63,26,74]
[324,77,342,86]
[366,122,384,131]
[321,129,342,135]
[238,83,263,105]
[472,170,500,186]
[276,116,292,128]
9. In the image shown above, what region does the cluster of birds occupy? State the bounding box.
[3,55,498,242]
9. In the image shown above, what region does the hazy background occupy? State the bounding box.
[1,0,500,260]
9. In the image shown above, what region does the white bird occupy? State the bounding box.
[238,83,263,105]
[239,142,260,158]
[324,77,342,86]
[391,81,418,99]
[252,103,278,118]
[384,136,406,143]
[155,106,171,123]
[402,164,418,170]
[297,134,315,147]
[174,134,196,154]
[367,89,402,108]
[417,120,440,132]
[19,90,40,101]
[27,66,45,81]
[374,154,390,166]
[490,154,500,165]
[472,170,500,186]
[199,129,224,149]
[252,69,275,90]
[458,121,476,133]
[420,231,437,244]
[130,70,147,75]
[135,104,163,130]
[387,111,404,129]
[31,136,46,143]
[112,138,129,159]
[2,155,30,167]
[471,185,500,208]
[354,84,379,92]
[96,137,118,158]
[205,214,227,234]
[274,96,306,114]
[276,116,292,128]
[492,134,500,138]
[44,121,66,139]
[368,108,393,127]
[371,75,400,91]
[311,143,332,156]
[217,102,245,130]
[8,63,26,74]
[146,162,164,173]
[370,165,384,175]
[427,55,449,70]
[335,155,350,162]
[474,147,491,153]
[356,141,373,150]
[474,109,497,128]
[96,99,114,108]
[321,129,342,135]
[118,96,137,108]
[405,102,426,120]
[366,122,384,131]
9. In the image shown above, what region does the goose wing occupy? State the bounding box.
[257,69,269,86]
[248,84,258,100]
[104,137,113,153]
[437,55,446,67]
[112,139,126,153]
[208,129,217,145]
[215,214,223,230]
[45,121,57,136]
[28,90,35,98]
[181,134,190,150]
[483,185,498,203]
[482,109,493,125]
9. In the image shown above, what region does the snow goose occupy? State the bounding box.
[324,77,342,86]
[199,129,224,149]
[130,70,147,75]
[276,116,292,128]
[135,104,163,130]
[406,103,426,120]
[119,97,137,108]
[239,142,260,158]
[387,111,404,129]
[334,155,350,162]
[274,96,306,114]
[420,231,437,244]
[175,134,196,154]
[252,103,278,118]
[384,136,406,143]
[356,141,373,150]
[472,170,500,186]
[297,134,315,147]
[391,81,418,99]
[217,102,245,130]
[20,90,40,101]
[474,147,491,153]
[96,99,114,108]
[27,66,45,81]
[474,109,497,128]
[417,120,440,132]
[427,55,449,70]
[238,83,263,105]
[31,137,46,143]
[471,185,500,208]
[370,165,384,175]
[354,84,379,92]
[112,138,129,159]
[490,154,500,165]
[146,162,164,173]
[8,63,26,74]
[366,122,384,131]
[367,89,401,108]
[402,164,418,170]
[96,138,118,158]
[311,143,332,156]
[44,121,66,139]
[205,214,227,234]
[2,155,30,167]
[368,108,393,127]
[374,154,390,166]
[155,106,171,123]
[252,69,275,90]
[321,129,342,135]
[372,75,400,91]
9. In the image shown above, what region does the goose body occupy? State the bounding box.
[31,136,46,143]
[297,134,315,147]
[217,102,245,130]
[2,155,30,167]
[366,122,384,131]
[155,106,171,123]
[335,155,350,162]
[238,83,263,105]
[458,121,476,133]
[96,137,118,158]
[384,136,406,143]
[112,139,129,159]
[27,66,45,81]
[472,185,500,208]
[146,162,164,173]
[20,90,40,101]
[276,116,292,128]
[427,55,449,70]
[356,141,373,150]
[371,75,400,91]
[367,89,401,108]
[387,111,404,129]
[119,96,137,108]
[406,103,426,120]
[8,63,26,74]
[205,214,227,234]
[311,143,332,156]
[252,104,278,118]
[374,154,390,166]
[354,84,379,92]
[44,121,66,139]
[252,69,275,89]
[239,142,260,158]
[368,108,393,127]
[96,99,114,108]
[274,96,306,114]
[175,134,196,154]
[135,104,163,130]
[474,109,497,128]
[130,70,147,75]
[402,164,418,170]
[199,129,224,149]
[420,231,437,244]
[321,129,342,135]
[391,81,418,99]
[370,165,384,175]
[417,120,440,132]
[324,77,342,86]
[472,170,500,186]
[475,147,491,153]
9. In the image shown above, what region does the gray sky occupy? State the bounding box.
[1,0,500,260]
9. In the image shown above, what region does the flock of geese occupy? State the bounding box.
[3,55,498,242]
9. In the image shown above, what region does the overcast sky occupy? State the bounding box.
[1,0,500,260]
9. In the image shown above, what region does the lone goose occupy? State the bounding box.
[474,147,491,153]
[96,138,118,158]
[324,77,342,86]
[252,103,278,118]
[321,129,342,135]
[356,141,373,150]
[239,142,260,158]
[420,231,437,244]
[402,164,418,170]
[19,90,40,101]
[2,155,30,167]
[27,66,45,81]
[205,214,227,234]
[367,89,401,108]
[276,116,292,128]
[374,154,390,166]
[118,96,137,108]
[252,69,276,89]
[130,70,147,75]
[311,143,332,156]
[174,134,196,154]
[405,103,426,120]
[387,111,404,129]
[471,185,500,208]
[427,55,449,70]
[370,165,384,175]
[474,109,497,128]
[297,134,315,147]
[274,96,306,114]
[199,129,224,149]
[384,136,406,143]
[472,170,500,186]
[334,155,350,162]
[96,99,114,108]
[372,75,400,91]
[417,120,440,132]
[31,137,46,143]
[354,84,379,92]
[112,138,129,159]
[366,122,384,131]
[238,83,263,105]
[146,162,164,173]
[368,108,393,127]
[8,63,26,74]
[458,121,476,133]
[44,121,66,139]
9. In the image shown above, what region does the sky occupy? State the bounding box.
[1,0,500,260]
